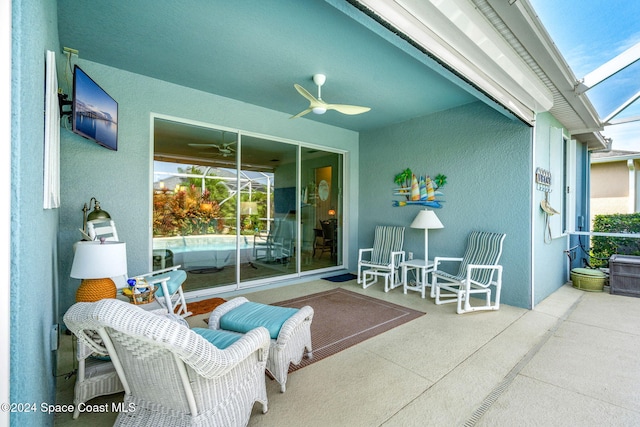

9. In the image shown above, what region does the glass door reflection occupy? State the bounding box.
[240,136,298,283]
[153,118,345,294]
[301,150,342,271]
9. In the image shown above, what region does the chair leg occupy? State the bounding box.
[493,283,501,310]
[362,270,378,289]
[459,288,496,314]
[175,287,192,317]
[457,292,465,314]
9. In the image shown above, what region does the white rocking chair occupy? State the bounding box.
[433,231,506,314]
[87,219,190,317]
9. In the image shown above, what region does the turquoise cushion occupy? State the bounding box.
[220,302,298,339]
[192,328,241,349]
[153,269,187,297]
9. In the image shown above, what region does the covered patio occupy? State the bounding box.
[54,279,640,426]
[8,1,630,424]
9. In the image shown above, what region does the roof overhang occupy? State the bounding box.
[355,0,553,125]
[480,0,608,150]
[356,0,608,150]
[591,152,640,164]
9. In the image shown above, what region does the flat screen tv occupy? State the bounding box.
[72,65,118,151]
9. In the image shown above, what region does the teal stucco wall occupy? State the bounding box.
[11,0,60,425]
[532,112,572,305]
[359,102,533,309]
[57,59,360,320]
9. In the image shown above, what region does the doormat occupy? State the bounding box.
[185,297,227,316]
[274,288,425,374]
[322,273,358,282]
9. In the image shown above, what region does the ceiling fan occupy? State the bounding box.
[291,74,371,119]
[188,142,236,157]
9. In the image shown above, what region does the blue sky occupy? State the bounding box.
[530,0,640,151]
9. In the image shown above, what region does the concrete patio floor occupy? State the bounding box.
[54,279,640,426]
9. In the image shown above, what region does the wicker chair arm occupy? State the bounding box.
[194,326,271,378]
[64,299,270,379]
[275,305,314,345]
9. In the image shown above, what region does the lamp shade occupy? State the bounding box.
[86,207,111,222]
[410,209,444,229]
[71,241,127,279]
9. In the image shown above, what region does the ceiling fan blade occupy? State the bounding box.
[326,104,371,115]
[188,143,219,147]
[290,108,313,119]
[294,83,319,104]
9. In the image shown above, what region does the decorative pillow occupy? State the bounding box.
[87,330,111,361]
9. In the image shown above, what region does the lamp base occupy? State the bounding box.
[76,278,117,302]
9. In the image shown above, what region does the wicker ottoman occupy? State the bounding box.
[207,297,314,392]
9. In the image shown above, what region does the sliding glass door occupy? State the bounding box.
[152,117,343,294]
[301,149,343,271]
[239,135,298,283]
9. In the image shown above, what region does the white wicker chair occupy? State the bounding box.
[72,337,124,419]
[64,299,271,427]
[71,311,186,419]
[208,297,314,393]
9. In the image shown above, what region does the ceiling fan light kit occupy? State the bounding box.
[291,73,370,119]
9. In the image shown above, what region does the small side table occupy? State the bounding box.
[400,259,434,298]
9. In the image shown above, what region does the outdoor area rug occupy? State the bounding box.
[274,288,425,373]
[322,273,358,282]
[185,297,227,316]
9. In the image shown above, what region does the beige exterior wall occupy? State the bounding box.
[591,197,629,216]
[590,159,640,225]
[591,161,628,198]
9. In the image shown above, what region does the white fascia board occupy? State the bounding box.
[487,0,603,133]
[357,0,553,124]
[591,153,640,164]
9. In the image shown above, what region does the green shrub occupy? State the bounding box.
[591,213,640,267]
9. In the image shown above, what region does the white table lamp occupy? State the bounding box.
[71,240,127,302]
[410,209,444,262]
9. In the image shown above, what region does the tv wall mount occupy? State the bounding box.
[58,91,72,120]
